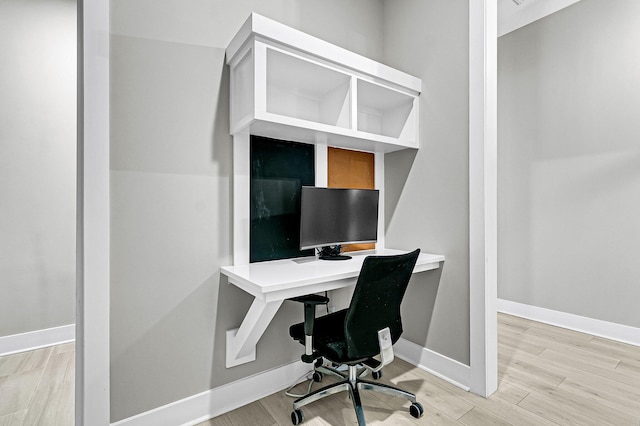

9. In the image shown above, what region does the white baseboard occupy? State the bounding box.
[111,340,471,426]
[498,299,640,347]
[394,337,471,391]
[0,324,75,356]
[111,360,313,426]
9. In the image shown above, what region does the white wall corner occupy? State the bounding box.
[498,299,640,347]
[469,0,498,398]
[77,0,111,423]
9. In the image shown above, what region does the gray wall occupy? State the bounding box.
[109,1,385,421]
[0,0,76,337]
[383,0,470,365]
[498,0,640,328]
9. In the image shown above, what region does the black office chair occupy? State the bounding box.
[288,249,424,425]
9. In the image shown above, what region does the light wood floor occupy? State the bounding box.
[200,314,640,426]
[2,315,639,425]
[0,342,74,425]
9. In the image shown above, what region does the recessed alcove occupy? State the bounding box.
[221,12,449,371]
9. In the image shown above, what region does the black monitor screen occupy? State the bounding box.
[300,187,379,250]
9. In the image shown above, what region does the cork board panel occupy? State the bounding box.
[328,147,375,252]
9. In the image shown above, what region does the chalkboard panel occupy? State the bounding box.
[250,136,315,263]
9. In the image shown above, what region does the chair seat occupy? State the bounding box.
[290,309,368,364]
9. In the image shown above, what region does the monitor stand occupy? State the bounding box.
[318,245,352,261]
[319,254,352,261]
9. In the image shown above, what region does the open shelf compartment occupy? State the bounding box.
[266,48,351,129]
[357,79,416,140]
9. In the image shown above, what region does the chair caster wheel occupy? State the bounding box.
[409,402,424,419]
[372,370,383,380]
[314,357,323,368]
[312,371,323,382]
[291,409,304,425]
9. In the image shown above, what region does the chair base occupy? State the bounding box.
[291,365,423,425]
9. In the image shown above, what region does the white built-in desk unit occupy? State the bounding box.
[222,14,445,368]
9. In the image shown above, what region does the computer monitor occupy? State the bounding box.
[299,186,379,260]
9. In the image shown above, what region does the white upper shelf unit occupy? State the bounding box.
[225,13,422,153]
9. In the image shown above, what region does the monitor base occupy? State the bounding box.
[318,245,352,261]
[319,254,352,261]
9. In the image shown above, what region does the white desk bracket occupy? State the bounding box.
[226,297,284,368]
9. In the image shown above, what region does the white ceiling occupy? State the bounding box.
[498,0,584,37]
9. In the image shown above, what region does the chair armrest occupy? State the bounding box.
[289,294,330,305]
[288,295,330,363]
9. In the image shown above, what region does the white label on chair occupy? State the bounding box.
[378,327,394,366]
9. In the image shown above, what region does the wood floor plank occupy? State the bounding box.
[517,390,600,426]
[455,382,555,426]
[540,344,621,369]
[20,347,74,426]
[378,359,474,420]
[407,407,460,426]
[458,406,511,426]
[497,327,547,355]
[0,348,51,378]
[500,321,627,369]
[486,380,529,405]
[538,348,640,387]
[0,414,12,426]
[616,359,640,377]
[223,400,278,426]
[197,413,234,426]
[0,352,28,378]
[259,380,350,426]
[53,343,75,355]
[0,412,26,426]
[258,390,296,426]
[524,322,593,345]
[498,352,565,390]
[589,336,640,358]
[21,382,60,424]
[0,367,43,416]
[356,390,420,425]
[518,384,638,426]
[575,337,640,366]
[373,394,460,426]
[55,381,74,425]
[559,378,640,418]
[497,313,533,332]
[299,390,359,425]
[501,340,640,402]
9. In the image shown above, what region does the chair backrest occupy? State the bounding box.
[343,249,420,360]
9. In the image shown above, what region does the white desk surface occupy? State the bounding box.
[221,248,445,300]
[221,248,444,367]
